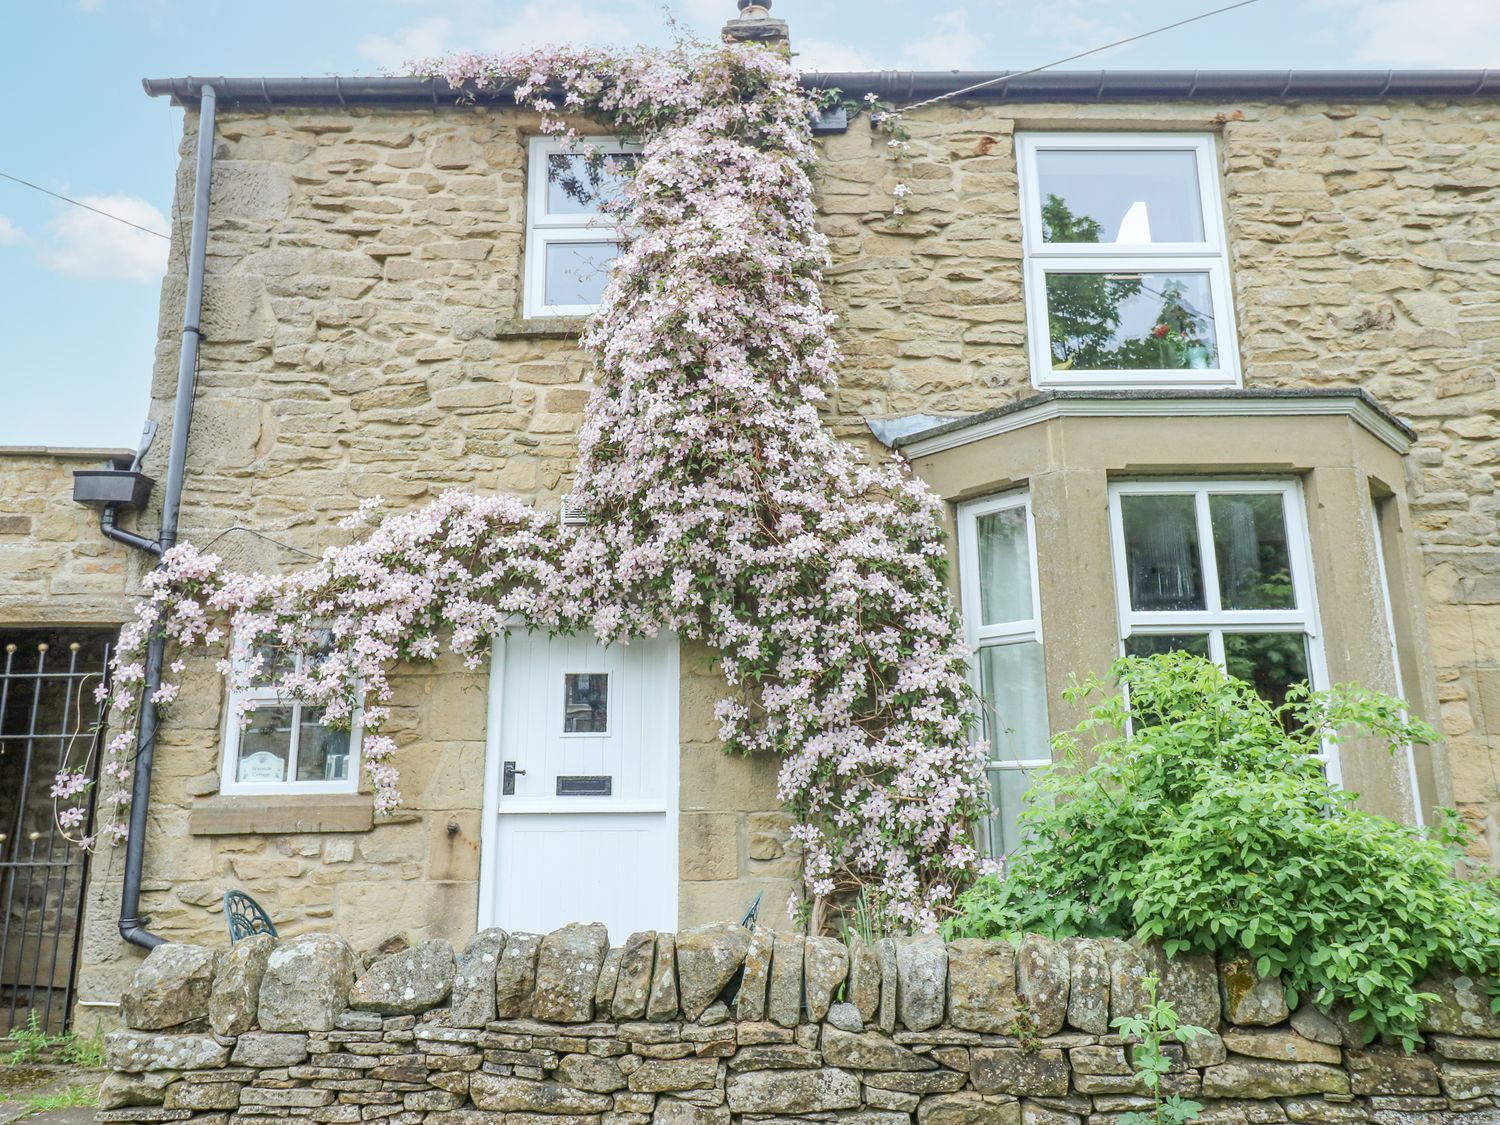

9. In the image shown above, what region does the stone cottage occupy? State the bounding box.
[3,4,1499,1032]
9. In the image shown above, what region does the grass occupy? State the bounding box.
[2,1014,105,1070]
[24,1084,99,1111]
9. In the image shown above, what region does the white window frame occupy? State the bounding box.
[219,645,361,797]
[1016,132,1240,391]
[560,670,610,738]
[957,490,1050,856]
[1106,478,1337,782]
[524,137,632,319]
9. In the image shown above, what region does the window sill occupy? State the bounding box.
[495,316,587,339]
[189,793,375,836]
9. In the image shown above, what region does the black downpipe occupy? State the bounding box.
[118,84,217,950]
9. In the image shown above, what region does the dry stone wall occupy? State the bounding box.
[101,924,1500,1125]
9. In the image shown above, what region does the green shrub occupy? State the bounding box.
[947,652,1500,1045]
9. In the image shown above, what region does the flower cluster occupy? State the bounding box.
[61,43,991,931]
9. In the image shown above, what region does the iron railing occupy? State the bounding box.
[0,630,111,1035]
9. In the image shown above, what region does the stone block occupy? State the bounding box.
[970,1049,1069,1097]
[104,1031,230,1073]
[1219,957,1289,1026]
[350,939,456,1014]
[163,1083,242,1111]
[847,937,882,1024]
[1063,938,1109,1035]
[1221,1029,1342,1064]
[615,931,657,1020]
[452,928,505,1027]
[495,931,543,1019]
[1346,1047,1440,1095]
[231,1032,310,1067]
[1438,1060,1500,1099]
[258,932,357,1033]
[725,1067,861,1113]
[1201,1061,1351,1098]
[470,1074,613,1113]
[1417,972,1500,1036]
[946,938,1010,1034]
[821,1027,935,1071]
[647,933,680,1021]
[596,945,623,1019]
[736,928,773,1022]
[533,923,609,1023]
[803,937,847,1024]
[916,1092,1022,1125]
[210,933,276,1037]
[1016,936,1069,1037]
[122,943,217,1031]
[627,1058,719,1093]
[675,922,751,1020]
[99,1071,181,1109]
[768,933,805,1028]
[556,1053,627,1093]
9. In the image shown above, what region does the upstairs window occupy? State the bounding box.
[1018,133,1239,389]
[957,492,1050,857]
[524,138,635,319]
[220,636,358,796]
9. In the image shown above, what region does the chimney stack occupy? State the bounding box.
[722,0,790,50]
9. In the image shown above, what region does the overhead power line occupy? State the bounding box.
[897,0,1267,113]
[0,170,171,240]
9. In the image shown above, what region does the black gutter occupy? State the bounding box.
[116,84,218,952]
[144,68,1500,108]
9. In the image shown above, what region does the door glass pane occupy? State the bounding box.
[1121,494,1205,612]
[544,241,620,307]
[1036,148,1205,245]
[564,673,609,734]
[977,641,1049,764]
[1045,271,1219,372]
[546,152,633,215]
[296,709,351,782]
[1210,493,1296,610]
[985,768,1035,857]
[236,705,293,782]
[976,506,1032,625]
[1224,632,1311,710]
[1124,633,1211,659]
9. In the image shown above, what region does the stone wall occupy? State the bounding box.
[79,93,1500,1006]
[101,925,1500,1125]
[0,447,137,626]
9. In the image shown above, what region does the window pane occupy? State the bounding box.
[295,709,351,782]
[1121,494,1205,612]
[236,706,293,782]
[546,152,633,215]
[1210,493,1296,610]
[1036,148,1206,245]
[1124,633,1211,659]
[975,506,1032,625]
[544,241,620,307]
[249,645,294,687]
[564,672,609,734]
[977,641,1049,764]
[1045,271,1219,372]
[1224,632,1311,710]
[984,768,1034,857]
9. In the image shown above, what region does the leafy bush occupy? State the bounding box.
[947,652,1500,1043]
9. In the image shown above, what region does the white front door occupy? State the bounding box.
[480,631,679,939]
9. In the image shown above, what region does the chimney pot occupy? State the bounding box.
[723,0,789,49]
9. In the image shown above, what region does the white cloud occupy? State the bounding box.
[39,195,168,283]
[1323,0,1500,66]
[474,3,639,50]
[795,38,881,72]
[359,16,454,71]
[902,9,983,70]
[0,216,21,246]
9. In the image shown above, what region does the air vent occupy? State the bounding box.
[560,495,590,526]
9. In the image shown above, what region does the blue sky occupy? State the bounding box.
[2,0,1496,449]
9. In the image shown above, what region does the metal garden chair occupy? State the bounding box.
[224,889,277,942]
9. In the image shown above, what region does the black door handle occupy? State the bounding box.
[503,760,526,795]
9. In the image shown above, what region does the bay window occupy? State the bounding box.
[1107,479,1335,776]
[957,492,1050,856]
[1017,133,1239,389]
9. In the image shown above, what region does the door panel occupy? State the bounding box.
[484,631,678,938]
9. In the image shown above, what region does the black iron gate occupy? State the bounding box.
[0,628,112,1036]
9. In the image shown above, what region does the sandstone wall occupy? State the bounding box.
[80,95,1500,1009]
[0,447,137,626]
[100,924,1500,1125]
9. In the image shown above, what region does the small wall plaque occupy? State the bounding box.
[556,775,612,796]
